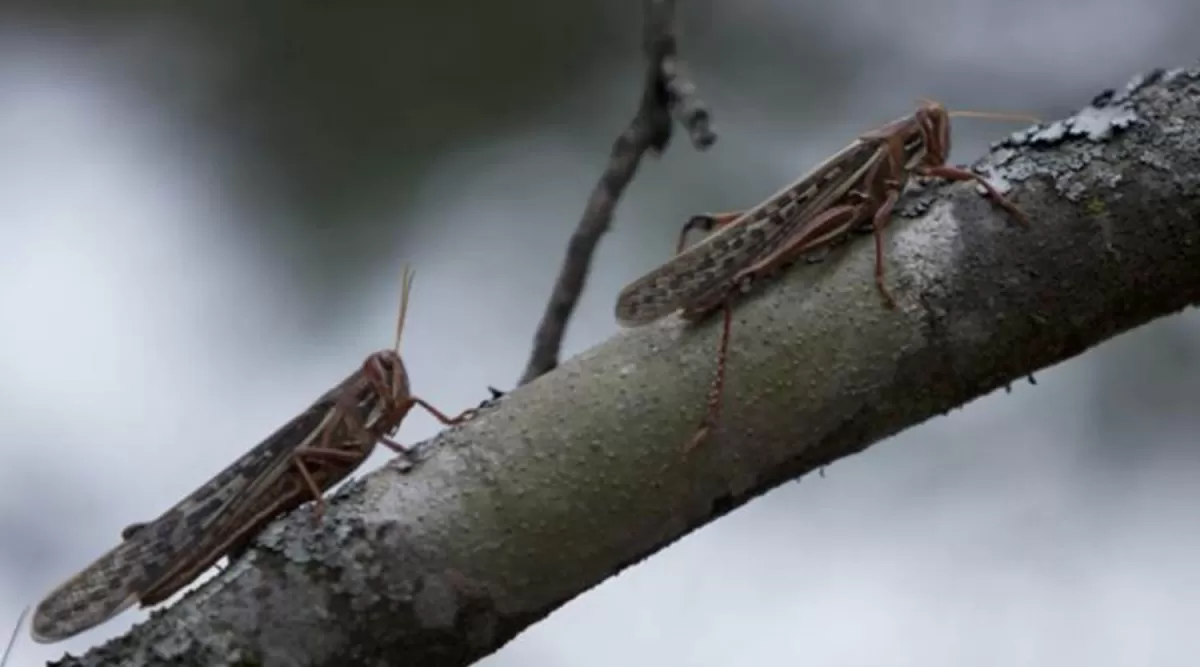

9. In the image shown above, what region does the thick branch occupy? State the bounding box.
[50,66,1200,666]
[519,0,715,386]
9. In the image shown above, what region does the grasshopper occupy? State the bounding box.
[30,267,476,643]
[615,99,1034,448]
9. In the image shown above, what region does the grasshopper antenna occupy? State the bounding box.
[915,96,1040,124]
[948,109,1040,123]
[1,606,28,667]
[394,265,415,354]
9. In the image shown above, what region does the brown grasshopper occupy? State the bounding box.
[615,99,1034,449]
[30,267,476,643]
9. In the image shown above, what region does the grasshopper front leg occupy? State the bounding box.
[918,164,1030,227]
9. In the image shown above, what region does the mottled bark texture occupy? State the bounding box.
[50,66,1200,666]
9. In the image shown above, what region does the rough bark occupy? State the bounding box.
[49,66,1200,667]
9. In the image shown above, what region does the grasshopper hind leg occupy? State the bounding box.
[225,534,254,565]
[684,304,733,453]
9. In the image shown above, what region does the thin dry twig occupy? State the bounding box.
[518,0,715,386]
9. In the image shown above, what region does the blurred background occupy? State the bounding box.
[1,1,1199,665]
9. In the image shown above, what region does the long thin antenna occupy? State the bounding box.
[1,606,28,667]
[916,96,1040,124]
[394,265,415,353]
[949,109,1040,123]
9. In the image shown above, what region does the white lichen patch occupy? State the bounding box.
[1070,104,1139,141]
[1159,67,1189,84]
[1018,103,1139,146]
[886,202,961,299]
[972,162,1015,196]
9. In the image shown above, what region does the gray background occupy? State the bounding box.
[2,2,1199,665]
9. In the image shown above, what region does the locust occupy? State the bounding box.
[30,267,475,643]
[614,99,1035,448]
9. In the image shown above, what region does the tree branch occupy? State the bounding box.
[48,65,1200,667]
[518,0,715,387]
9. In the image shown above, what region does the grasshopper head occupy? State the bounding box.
[914,98,952,168]
[363,349,411,405]
[918,98,1040,168]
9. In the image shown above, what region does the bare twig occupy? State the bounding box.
[518,0,715,386]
